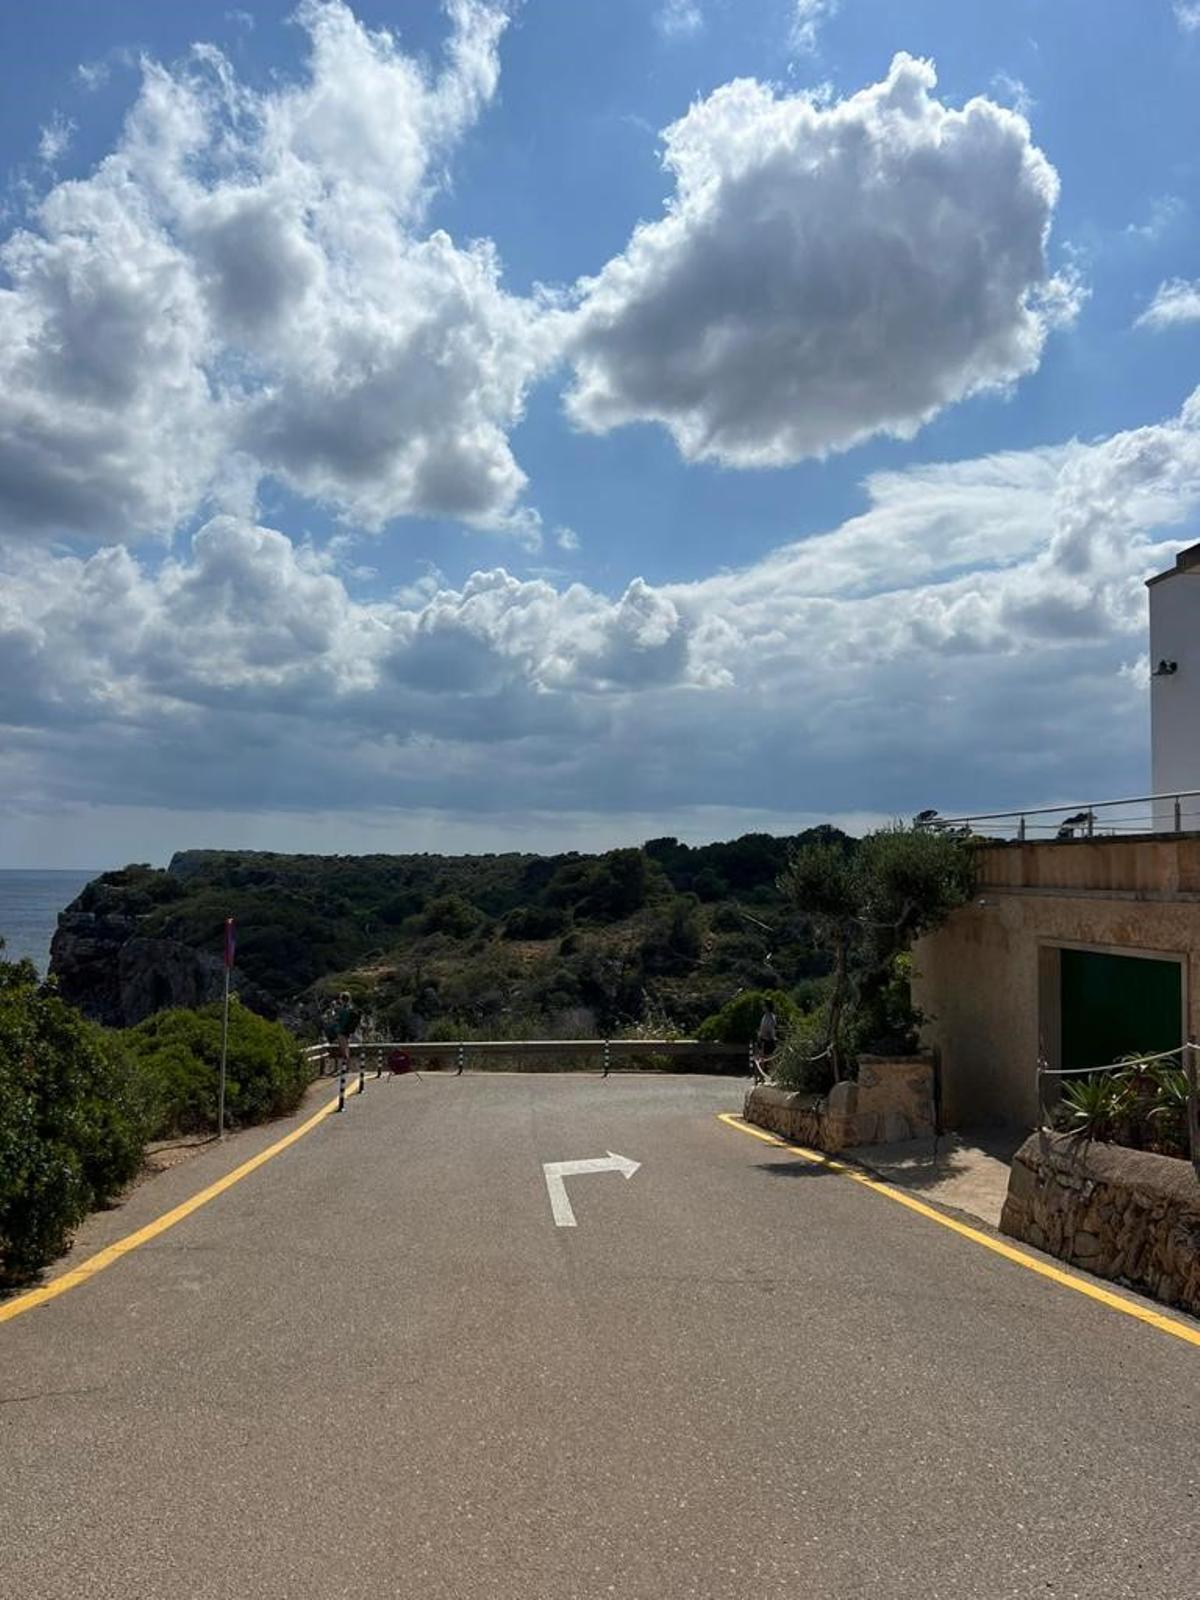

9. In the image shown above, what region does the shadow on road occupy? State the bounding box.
[754,1159,840,1179]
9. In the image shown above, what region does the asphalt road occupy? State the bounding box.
[2,1072,1198,1599]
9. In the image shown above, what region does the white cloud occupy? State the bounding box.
[0,1,549,542]
[564,54,1072,469]
[5,391,1199,827]
[1125,194,1184,244]
[78,60,113,92]
[1175,3,1200,31]
[790,0,836,54]
[1136,278,1200,330]
[555,525,581,551]
[990,71,1034,118]
[37,113,77,166]
[655,1,704,39]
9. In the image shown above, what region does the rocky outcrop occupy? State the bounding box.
[744,1054,936,1151]
[50,905,275,1028]
[1001,1131,1200,1316]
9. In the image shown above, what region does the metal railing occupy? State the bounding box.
[919,789,1200,842]
[303,1037,749,1111]
[1036,1041,1200,1179]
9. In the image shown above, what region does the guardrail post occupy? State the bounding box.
[357,1047,366,1097]
[603,1038,611,1078]
[457,1042,465,1077]
[337,1058,347,1113]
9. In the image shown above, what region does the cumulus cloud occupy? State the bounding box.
[0,1,550,542]
[564,54,1072,468]
[1137,278,1200,330]
[1175,3,1200,31]
[5,392,1199,826]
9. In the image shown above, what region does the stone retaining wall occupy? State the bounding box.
[1001,1132,1200,1316]
[744,1055,935,1151]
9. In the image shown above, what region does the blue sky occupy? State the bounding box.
[1,1,1199,866]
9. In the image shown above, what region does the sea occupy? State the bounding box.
[0,869,100,975]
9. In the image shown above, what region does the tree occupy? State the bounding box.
[779,824,974,1078]
[778,839,859,1080]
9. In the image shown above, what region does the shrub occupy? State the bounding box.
[771,1006,839,1094]
[423,894,486,939]
[1052,1055,1194,1159]
[696,988,801,1044]
[0,950,149,1284]
[122,1000,310,1138]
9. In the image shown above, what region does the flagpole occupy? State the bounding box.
[218,916,233,1140]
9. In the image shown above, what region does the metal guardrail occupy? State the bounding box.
[303,1038,750,1111]
[1036,1041,1200,1179]
[919,789,1200,841]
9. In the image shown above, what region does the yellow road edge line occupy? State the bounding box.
[1,1080,363,1326]
[716,1112,1200,1350]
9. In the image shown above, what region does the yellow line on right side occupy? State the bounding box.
[717,1112,1200,1351]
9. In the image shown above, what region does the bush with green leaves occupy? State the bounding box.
[1,950,149,1283]
[1053,1055,1195,1159]
[696,988,802,1045]
[770,1006,840,1094]
[122,1000,311,1138]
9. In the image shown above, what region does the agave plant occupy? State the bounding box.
[1146,1064,1191,1158]
[1057,1071,1135,1143]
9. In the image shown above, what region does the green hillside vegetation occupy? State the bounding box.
[79,831,853,1040]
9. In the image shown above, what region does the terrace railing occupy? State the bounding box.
[919,788,1200,842]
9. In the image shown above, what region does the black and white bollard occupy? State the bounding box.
[337,1059,347,1112]
[603,1038,611,1078]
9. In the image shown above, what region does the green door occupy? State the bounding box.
[1059,949,1182,1072]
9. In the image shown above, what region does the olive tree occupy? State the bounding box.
[779,824,974,1079]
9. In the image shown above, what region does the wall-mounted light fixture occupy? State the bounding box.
[1153,659,1178,677]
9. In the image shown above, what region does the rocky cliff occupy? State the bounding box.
[49,872,276,1028]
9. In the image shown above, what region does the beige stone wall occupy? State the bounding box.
[913,847,1200,1129]
[744,1056,934,1151]
[1001,1132,1200,1317]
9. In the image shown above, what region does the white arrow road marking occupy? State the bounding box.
[542,1151,641,1227]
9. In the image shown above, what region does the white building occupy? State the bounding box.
[1148,540,1200,830]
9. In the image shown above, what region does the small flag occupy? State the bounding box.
[223,917,236,971]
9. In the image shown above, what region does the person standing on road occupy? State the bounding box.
[331,991,360,1074]
[755,1001,777,1081]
